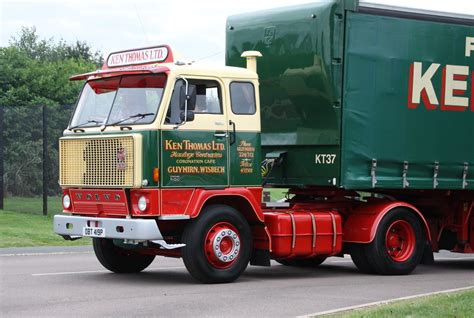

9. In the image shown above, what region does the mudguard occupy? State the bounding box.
[343,201,431,243]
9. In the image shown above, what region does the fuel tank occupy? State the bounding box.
[263,210,343,259]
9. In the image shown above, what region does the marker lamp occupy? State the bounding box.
[138,196,148,212]
[63,194,71,209]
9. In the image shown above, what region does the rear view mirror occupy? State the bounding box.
[180,110,195,122]
[179,84,197,111]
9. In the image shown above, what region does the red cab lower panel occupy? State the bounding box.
[69,189,129,216]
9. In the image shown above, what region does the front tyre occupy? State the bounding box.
[182,204,252,283]
[92,238,155,273]
[365,208,424,275]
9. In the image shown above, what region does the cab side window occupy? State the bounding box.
[165,79,222,124]
[230,82,256,115]
[194,81,222,114]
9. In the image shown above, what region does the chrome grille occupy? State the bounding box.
[60,136,135,187]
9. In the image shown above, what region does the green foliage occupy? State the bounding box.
[0,27,102,196]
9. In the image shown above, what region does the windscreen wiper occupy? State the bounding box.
[109,113,155,126]
[69,120,102,130]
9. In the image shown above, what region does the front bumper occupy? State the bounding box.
[54,214,164,241]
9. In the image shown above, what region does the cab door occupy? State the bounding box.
[226,80,262,186]
[161,77,229,188]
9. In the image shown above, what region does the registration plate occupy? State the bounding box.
[83,227,106,238]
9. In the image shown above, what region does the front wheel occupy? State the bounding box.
[182,204,252,283]
[364,208,424,275]
[92,238,155,273]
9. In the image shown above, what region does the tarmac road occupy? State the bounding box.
[0,246,473,317]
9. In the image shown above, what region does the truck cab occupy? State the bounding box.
[55,45,266,282]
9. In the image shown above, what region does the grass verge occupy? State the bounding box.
[323,288,474,318]
[2,196,62,215]
[0,210,90,248]
[264,188,288,201]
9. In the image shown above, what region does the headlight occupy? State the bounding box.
[138,196,148,212]
[62,194,71,209]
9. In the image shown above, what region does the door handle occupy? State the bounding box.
[214,131,227,138]
[229,120,236,145]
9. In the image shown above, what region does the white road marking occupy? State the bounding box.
[327,256,474,263]
[0,251,93,257]
[328,260,353,263]
[32,269,110,276]
[299,285,474,317]
[32,266,185,276]
[435,257,474,261]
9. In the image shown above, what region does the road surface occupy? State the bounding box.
[1,246,473,317]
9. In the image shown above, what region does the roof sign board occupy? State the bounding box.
[106,45,171,68]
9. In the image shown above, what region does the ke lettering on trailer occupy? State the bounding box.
[408,38,474,111]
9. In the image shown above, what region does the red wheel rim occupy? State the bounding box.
[204,222,241,269]
[385,220,416,262]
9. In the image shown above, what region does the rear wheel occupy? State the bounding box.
[92,238,155,273]
[350,243,375,274]
[276,257,326,267]
[182,204,252,283]
[364,208,424,275]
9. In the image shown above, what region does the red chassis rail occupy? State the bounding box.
[61,187,474,256]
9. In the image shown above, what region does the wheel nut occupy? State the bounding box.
[218,252,222,257]
[236,242,240,246]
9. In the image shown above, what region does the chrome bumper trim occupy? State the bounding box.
[158,214,190,220]
[54,214,163,241]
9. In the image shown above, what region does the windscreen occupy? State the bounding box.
[70,74,167,128]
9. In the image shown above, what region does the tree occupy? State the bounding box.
[0,27,102,196]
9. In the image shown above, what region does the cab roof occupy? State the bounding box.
[69,45,258,82]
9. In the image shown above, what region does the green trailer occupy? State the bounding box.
[226,0,474,190]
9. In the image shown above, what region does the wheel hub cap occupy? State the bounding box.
[204,222,241,269]
[385,220,416,262]
[212,229,240,263]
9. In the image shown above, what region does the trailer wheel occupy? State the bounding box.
[350,244,375,274]
[182,204,252,283]
[365,208,424,275]
[276,257,326,267]
[92,238,155,273]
